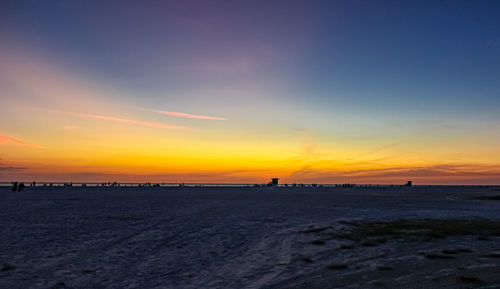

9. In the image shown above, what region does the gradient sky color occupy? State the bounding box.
[1,0,500,184]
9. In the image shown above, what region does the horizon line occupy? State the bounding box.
[2,181,500,187]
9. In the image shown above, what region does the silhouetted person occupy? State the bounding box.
[11,182,18,192]
[18,183,25,192]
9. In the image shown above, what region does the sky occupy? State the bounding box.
[1,0,500,184]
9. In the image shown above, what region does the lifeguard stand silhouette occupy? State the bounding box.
[268,178,279,187]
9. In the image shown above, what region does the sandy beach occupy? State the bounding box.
[1,186,500,288]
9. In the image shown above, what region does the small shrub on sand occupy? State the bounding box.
[50,282,68,289]
[370,280,384,286]
[326,263,348,270]
[312,239,326,245]
[475,195,500,200]
[303,226,332,234]
[486,251,500,258]
[340,219,500,241]
[301,256,314,263]
[361,240,378,247]
[456,275,482,284]
[339,244,354,249]
[476,235,491,241]
[425,253,455,260]
[1,263,15,271]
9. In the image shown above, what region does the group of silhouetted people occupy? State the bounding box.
[11,182,25,192]
[101,182,119,187]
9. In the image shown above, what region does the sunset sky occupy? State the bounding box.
[2,1,500,184]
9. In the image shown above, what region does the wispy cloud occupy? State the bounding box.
[2,169,273,183]
[287,164,500,185]
[131,106,227,121]
[65,112,188,130]
[0,166,27,171]
[157,110,227,120]
[0,134,43,148]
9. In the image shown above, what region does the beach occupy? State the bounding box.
[1,186,500,288]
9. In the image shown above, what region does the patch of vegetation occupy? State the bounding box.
[476,235,491,241]
[311,239,326,245]
[302,226,332,234]
[326,263,348,270]
[369,280,384,286]
[1,263,16,271]
[486,251,500,258]
[441,249,458,254]
[360,239,379,247]
[456,275,482,284]
[425,252,455,259]
[339,244,354,249]
[339,219,500,241]
[475,195,500,200]
[300,257,314,263]
[50,281,68,289]
[106,215,146,221]
[376,265,394,271]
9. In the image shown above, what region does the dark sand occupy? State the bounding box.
[1,186,500,288]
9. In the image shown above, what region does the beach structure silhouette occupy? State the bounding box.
[267,178,279,187]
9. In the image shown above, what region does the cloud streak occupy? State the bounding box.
[287,164,500,185]
[0,134,43,148]
[66,112,188,130]
[0,166,27,171]
[157,110,226,120]
[131,106,227,120]
[1,169,273,183]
